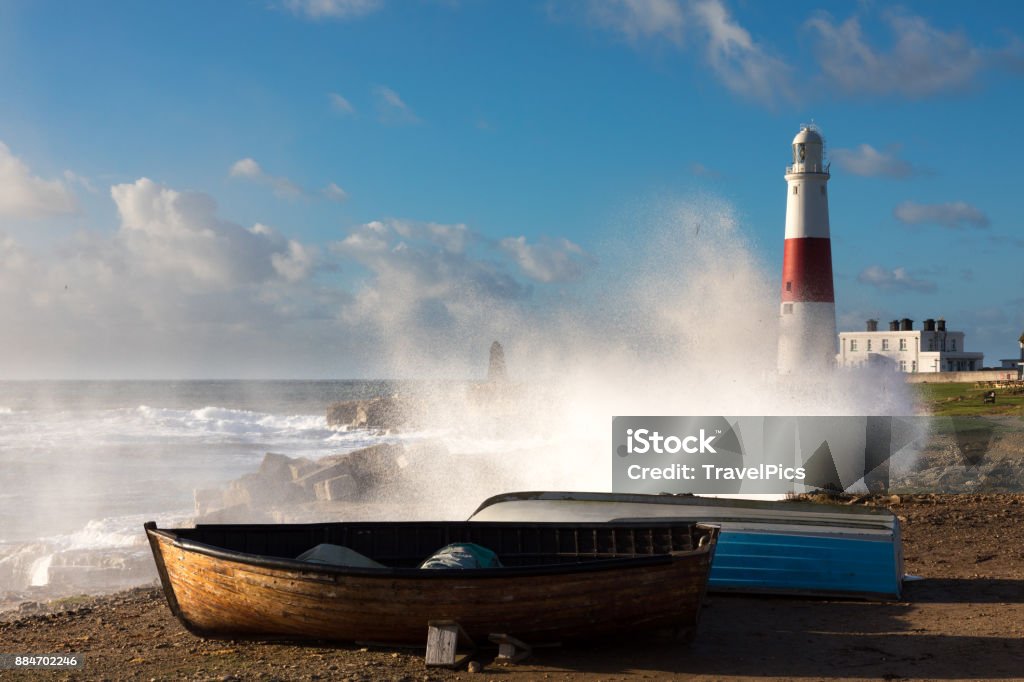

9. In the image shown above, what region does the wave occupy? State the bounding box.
[1,511,191,594]
[135,404,330,437]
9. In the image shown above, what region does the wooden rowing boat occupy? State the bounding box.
[145,520,718,645]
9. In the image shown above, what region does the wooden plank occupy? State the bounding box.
[425,620,475,668]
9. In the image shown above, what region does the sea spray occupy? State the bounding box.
[359,195,919,515]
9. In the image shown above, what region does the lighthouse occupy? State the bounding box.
[777,124,836,374]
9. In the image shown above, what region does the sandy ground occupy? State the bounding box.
[2,494,1023,681]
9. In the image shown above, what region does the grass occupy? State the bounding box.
[915,382,1024,416]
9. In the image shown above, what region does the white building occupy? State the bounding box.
[837,318,984,373]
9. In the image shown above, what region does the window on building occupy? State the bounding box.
[850,339,858,351]
[782,303,793,314]
[867,340,872,351]
[820,185,826,195]
[928,337,935,351]
[900,360,907,372]
[951,339,957,351]
[912,361,917,372]
[786,281,792,292]
[793,186,798,195]
[899,339,907,351]
[882,339,889,351]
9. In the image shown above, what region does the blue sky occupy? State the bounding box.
[0,0,1022,378]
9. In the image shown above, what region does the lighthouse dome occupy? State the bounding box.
[792,126,823,145]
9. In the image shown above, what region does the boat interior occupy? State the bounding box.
[164,521,716,569]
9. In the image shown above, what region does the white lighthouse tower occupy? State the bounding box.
[777,124,836,374]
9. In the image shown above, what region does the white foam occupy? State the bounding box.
[29,554,53,587]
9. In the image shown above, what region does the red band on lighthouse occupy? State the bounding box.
[781,238,834,303]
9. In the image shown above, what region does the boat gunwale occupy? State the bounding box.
[146,521,718,581]
[471,491,899,522]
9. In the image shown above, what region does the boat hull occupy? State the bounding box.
[469,492,904,599]
[146,520,717,644]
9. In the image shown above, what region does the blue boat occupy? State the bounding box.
[468,491,903,599]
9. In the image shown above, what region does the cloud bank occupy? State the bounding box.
[857,265,937,294]
[831,144,918,178]
[0,142,79,219]
[284,0,383,21]
[893,201,990,229]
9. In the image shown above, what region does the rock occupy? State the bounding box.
[467,660,482,673]
[340,444,408,490]
[313,475,358,502]
[194,504,272,525]
[362,396,412,431]
[297,444,406,498]
[194,488,223,517]
[288,458,320,481]
[325,401,363,428]
[222,471,312,509]
[325,396,413,431]
[259,453,296,479]
[295,460,356,493]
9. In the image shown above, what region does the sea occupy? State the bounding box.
[0,380,418,605]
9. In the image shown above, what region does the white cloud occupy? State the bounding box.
[232,159,349,203]
[328,92,355,114]
[229,157,304,200]
[284,0,383,20]
[857,265,937,293]
[568,1,792,106]
[229,158,262,179]
[332,219,526,332]
[893,201,990,229]
[586,0,685,46]
[831,144,917,178]
[806,10,985,97]
[0,178,342,377]
[112,177,312,287]
[691,0,793,105]
[373,85,420,124]
[499,236,591,283]
[0,141,78,219]
[323,182,349,203]
[63,170,98,194]
[0,231,31,271]
[272,240,318,282]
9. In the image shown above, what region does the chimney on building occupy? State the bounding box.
[924,319,936,332]
[889,320,900,331]
[937,318,946,332]
[900,318,913,331]
[866,319,878,332]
